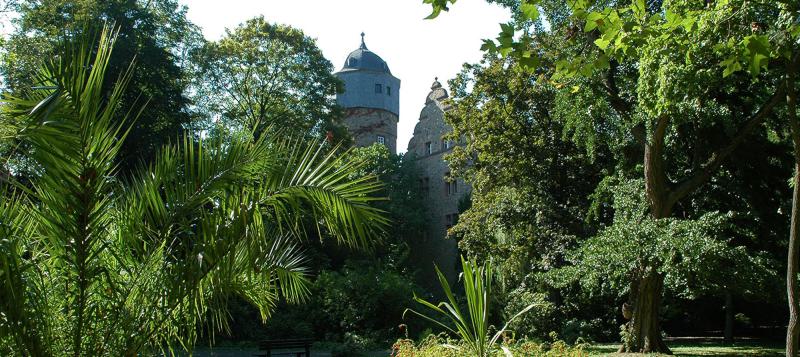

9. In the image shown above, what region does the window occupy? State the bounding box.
[419,177,430,196]
[425,142,433,155]
[443,140,451,150]
[375,84,382,93]
[387,86,392,96]
[446,213,459,229]
[377,135,385,145]
[446,175,458,196]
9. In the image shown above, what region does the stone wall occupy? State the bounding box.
[342,107,398,154]
[406,80,470,287]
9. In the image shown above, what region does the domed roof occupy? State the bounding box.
[341,33,391,74]
[426,77,450,108]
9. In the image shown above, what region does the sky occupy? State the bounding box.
[179,0,510,152]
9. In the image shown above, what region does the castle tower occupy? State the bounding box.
[335,33,400,154]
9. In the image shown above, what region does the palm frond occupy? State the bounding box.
[0,190,50,356]
[263,140,389,249]
[0,22,389,356]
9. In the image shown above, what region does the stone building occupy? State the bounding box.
[406,78,470,282]
[335,36,469,283]
[334,34,400,154]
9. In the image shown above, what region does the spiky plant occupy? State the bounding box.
[404,257,536,357]
[0,26,387,356]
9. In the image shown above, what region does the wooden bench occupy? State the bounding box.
[255,338,313,357]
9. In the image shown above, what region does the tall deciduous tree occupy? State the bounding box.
[1,0,202,174]
[426,0,798,352]
[194,16,345,140]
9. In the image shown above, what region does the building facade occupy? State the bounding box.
[334,34,400,154]
[336,36,470,283]
[406,78,470,282]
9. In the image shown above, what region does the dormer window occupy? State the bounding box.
[375,84,382,93]
[349,58,358,66]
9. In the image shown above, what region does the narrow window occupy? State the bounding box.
[375,84,382,93]
[445,174,458,195]
[425,142,433,155]
[443,140,451,150]
[377,135,385,145]
[420,177,430,196]
[387,86,392,96]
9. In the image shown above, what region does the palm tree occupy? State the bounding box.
[0,26,387,356]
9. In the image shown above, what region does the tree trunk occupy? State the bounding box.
[786,63,800,357]
[787,158,800,357]
[618,116,673,354]
[621,271,671,353]
[614,59,786,356]
[724,290,734,345]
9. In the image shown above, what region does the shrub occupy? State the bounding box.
[390,334,588,357]
[312,261,420,344]
[504,289,558,339]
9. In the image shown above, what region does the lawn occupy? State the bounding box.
[586,339,784,356]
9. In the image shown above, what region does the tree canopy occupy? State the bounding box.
[193,16,346,141]
[429,0,799,353]
[1,0,203,174]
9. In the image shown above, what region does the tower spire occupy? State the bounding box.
[360,32,367,50]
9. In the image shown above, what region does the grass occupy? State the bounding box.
[587,338,783,356]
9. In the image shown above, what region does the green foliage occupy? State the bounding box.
[242,260,421,351]
[585,340,785,356]
[422,0,458,19]
[311,261,420,344]
[405,257,536,357]
[0,27,387,355]
[444,54,618,342]
[436,0,792,346]
[347,144,429,249]
[391,333,587,357]
[193,16,345,140]
[550,178,776,300]
[474,0,796,81]
[502,290,557,340]
[2,0,203,174]
[214,144,429,348]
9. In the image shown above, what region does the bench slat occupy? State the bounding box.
[254,338,313,357]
